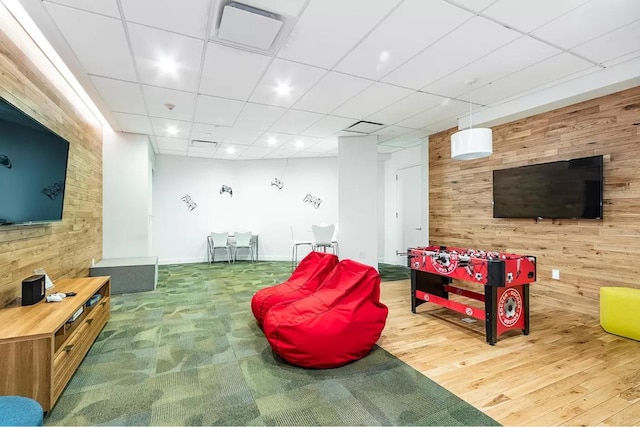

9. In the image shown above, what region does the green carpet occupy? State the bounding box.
[44,261,498,426]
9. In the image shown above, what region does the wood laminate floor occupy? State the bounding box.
[378,280,640,426]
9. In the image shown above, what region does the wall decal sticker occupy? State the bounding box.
[0,154,11,169]
[303,193,322,209]
[42,181,64,200]
[271,178,284,189]
[220,185,233,197]
[181,194,198,211]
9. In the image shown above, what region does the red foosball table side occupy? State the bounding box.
[408,245,537,345]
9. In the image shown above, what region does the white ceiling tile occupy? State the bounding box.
[90,76,146,114]
[128,23,204,92]
[301,116,355,138]
[482,0,589,33]
[331,82,413,120]
[602,50,640,68]
[199,43,271,100]
[571,21,640,65]
[446,0,498,12]
[335,0,473,80]
[469,53,595,105]
[366,92,445,125]
[252,132,295,147]
[233,103,287,131]
[150,117,192,138]
[423,36,561,98]
[221,128,263,145]
[194,95,245,126]
[269,110,324,134]
[293,72,373,114]
[395,98,470,129]
[532,0,640,49]
[44,0,120,18]
[44,3,136,80]
[120,0,210,38]
[249,59,326,108]
[382,16,520,89]
[280,136,322,151]
[112,112,153,134]
[155,136,189,150]
[142,85,196,121]
[277,0,402,68]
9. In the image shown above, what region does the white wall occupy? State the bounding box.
[382,141,429,264]
[338,135,378,268]
[152,155,338,264]
[102,130,152,258]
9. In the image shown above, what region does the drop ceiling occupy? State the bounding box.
[17,0,640,160]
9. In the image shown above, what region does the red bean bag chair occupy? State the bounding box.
[263,259,388,368]
[251,251,339,326]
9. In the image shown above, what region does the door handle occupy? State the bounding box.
[415,227,422,230]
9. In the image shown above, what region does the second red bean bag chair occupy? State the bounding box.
[263,259,388,368]
[251,251,339,326]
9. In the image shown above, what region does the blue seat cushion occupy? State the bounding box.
[0,396,43,426]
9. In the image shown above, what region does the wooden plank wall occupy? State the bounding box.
[429,86,640,316]
[0,11,103,308]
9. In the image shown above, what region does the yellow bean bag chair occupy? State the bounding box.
[600,287,640,341]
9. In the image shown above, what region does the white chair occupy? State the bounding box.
[312,224,338,256]
[209,232,231,264]
[291,224,314,271]
[233,231,255,263]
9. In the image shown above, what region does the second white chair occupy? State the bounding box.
[312,224,338,256]
[233,231,255,263]
[291,224,314,271]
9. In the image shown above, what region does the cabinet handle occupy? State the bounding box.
[86,318,94,325]
[64,344,74,353]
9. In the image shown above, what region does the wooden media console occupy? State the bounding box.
[0,276,111,411]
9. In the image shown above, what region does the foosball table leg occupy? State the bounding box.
[523,284,530,335]
[485,285,497,345]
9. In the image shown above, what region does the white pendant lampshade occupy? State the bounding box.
[451,127,492,160]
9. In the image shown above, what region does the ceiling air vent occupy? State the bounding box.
[343,121,386,134]
[191,140,219,148]
[217,2,283,50]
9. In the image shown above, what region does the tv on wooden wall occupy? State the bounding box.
[493,155,604,220]
[0,97,70,226]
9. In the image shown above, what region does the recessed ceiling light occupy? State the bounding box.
[295,140,304,149]
[166,125,178,135]
[378,50,390,62]
[226,146,236,154]
[275,82,292,96]
[267,136,277,146]
[157,56,178,75]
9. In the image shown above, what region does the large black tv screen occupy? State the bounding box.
[493,155,603,219]
[0,97,70,226]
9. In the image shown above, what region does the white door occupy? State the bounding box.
[396,165,422,264]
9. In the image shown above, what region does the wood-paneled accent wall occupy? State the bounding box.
[429,86,640,316]
[0,12,103,308]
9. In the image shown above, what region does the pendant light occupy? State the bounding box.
[451,79,492,161]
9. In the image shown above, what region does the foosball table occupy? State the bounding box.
[407,245,537,345]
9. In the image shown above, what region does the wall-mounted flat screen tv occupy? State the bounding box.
[0,97,70,226]
[493,155,603,220]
